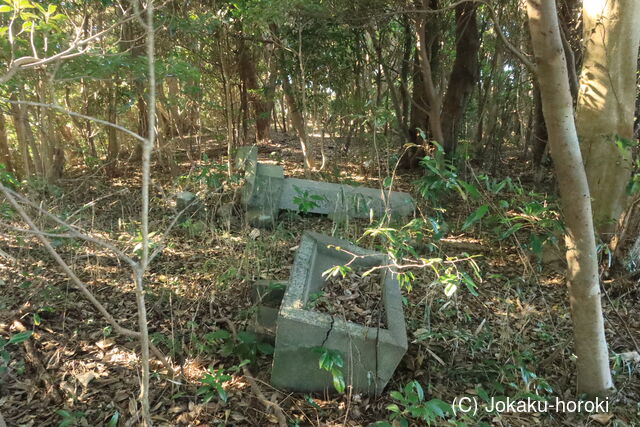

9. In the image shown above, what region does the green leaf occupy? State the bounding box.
[411,381,424,401]
[459,180,480,199]
[204,329,230,341]
[461,272,478,296]
[461,205,489,231]
[476,386,490,402]
[385,403,401,413]
[332,371,345,393]
[257,342,274,355]
[444,281,457,297]
[0,5,12,12]
[389,391,404,401]
[8,330,32,345]
[426,399,452,417]
[106,411,119,427]
[237,331,257,344]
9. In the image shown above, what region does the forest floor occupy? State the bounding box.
[0,134,639,426]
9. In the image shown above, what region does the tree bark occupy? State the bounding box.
[441,2,480,155]
[531,84,548,169]
[282,74,315,170]
[0,113,16,176]
[415,15,444,147]
[526,0,613,397]
[238,42,272,144]
[576,0,640,237]
[9,94,41,177]
[106,86,119,177]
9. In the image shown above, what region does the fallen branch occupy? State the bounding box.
[0,183,175,377]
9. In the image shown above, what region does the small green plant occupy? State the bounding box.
[56,409,86,427]
[415,143,479,209]
[197,366,234,403]
[199,328,274,362]
[1,330,33,378]
[314,346,346,393]
[131,231,158,257]
[84,155,100,169]
[292,186,326,214]
[361,219,481,294]
[304,290,326,309]
[179,154,240,191]
[381,380,453,426]
[322,263,352,279]
[0,163,18,188]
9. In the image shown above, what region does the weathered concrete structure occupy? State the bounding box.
[271,231,407,394]
[235,146,415,227]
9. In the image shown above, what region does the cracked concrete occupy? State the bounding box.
[271,231,408,394]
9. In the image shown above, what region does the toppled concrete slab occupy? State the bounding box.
[279,177,415,220]
[271,231,407,395]
[234,146,415,227]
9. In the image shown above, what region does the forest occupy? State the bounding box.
[0,0,639,425]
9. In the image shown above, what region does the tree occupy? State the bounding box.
[441,2,480,155]
[576,0,640,237]
[525,0,613,396]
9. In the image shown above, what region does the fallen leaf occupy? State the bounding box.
[590,413,614,425]
[75,372,95,388]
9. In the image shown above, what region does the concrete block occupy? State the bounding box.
[249,279,287,341]
[279,178,415,220]
[235,145,415,227]
[176,191,200,223]
[245,163,285,228]
[235,146,258,206]
[271,232,407,395]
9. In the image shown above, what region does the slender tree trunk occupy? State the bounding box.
[526,0,613,397]
[239,43,272,143]
[415,16,444,146]
[219,27,235,175]
[0,113,16,176]
[10,95,41,177]
[106,86,119,177]
[441,2,480,156]
[282,74,314,170]
[400,16,412,131]
[531,84,548,170]
[576,0,640,237]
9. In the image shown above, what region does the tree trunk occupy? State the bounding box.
[576,0,640,237]
[9,95,41,177]
[526,0,613,397]
[282,75,314,170]
[531,84,548,170]
[441,2,480,156]
[239,43,272,144]
[415,15,444,146]
[219,28,236,175]
[0,113,16,176]
[106,86,119,177]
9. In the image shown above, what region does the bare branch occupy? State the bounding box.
[0,9,141,84]
[3,186,138,269]
[0,99,147,144]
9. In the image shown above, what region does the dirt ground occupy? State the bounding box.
[0,135,639,426]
